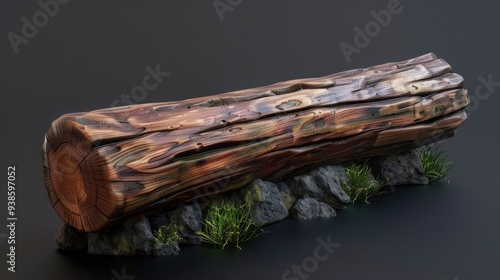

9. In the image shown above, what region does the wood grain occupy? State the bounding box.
[42,53,470,232]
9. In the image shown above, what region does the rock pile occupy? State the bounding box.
[55,150,428,256]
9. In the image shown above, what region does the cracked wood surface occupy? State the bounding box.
[42,53,470,232]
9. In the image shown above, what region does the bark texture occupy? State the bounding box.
[42,53,469,232]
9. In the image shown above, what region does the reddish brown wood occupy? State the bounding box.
[42,53,470,232]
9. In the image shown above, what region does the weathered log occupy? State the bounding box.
[42,53,470,232]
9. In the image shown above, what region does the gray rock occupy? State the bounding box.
[240,179,289,225]
[148,211,169,233]
[310,165,350,208]
[371,150,428,186]
[149,202,203,246]
[55,223,88,251]
[152,242,180,256]
[167,203,203,246]
[87,217,154,256]
[290,198,337,220]
[289,174,324,199]
[276,181,297,210]
[317,202,337,218]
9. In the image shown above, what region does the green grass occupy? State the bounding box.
[196,200,264,250]
[154,224,182,244]
[341,162,383,204]
[419,145,452,182]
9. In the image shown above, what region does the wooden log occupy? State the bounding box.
[42,53,470,232]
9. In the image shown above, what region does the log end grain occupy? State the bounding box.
[42,115,117,232]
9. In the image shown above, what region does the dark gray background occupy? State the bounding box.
[1,0,499,279]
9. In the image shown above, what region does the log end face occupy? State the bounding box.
[48,143,86,210]
[42,116,116,232]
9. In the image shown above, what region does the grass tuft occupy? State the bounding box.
[341,162,383,204]
[197,200,264,250]
[419,145,452,182]
[154,224,182,244]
